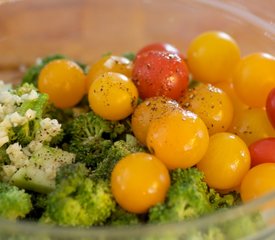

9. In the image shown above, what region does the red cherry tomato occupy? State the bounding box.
[136,43,181,58]
[132,51,189,100]
[249,137,275,167]
[266,88,275,128]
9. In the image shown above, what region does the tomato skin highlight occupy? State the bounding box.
[249,138,275,167]
[132,51,189,100]
[86,55,132,91]
[266,88,275,129]
[240,163,275,202]
[136,43,181,58]
[111,152,170,214]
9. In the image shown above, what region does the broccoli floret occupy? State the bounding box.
[25,192,48,221]
[0,182,32,220]
[208,188,241,210]
[40,163,115,227]
[65,111,129,168]
[149,168,214,223]
[0,83,64,148]
[107,205,140,226]
[2,145,75,193]
[220,213,265,239]
[91,134,146,181]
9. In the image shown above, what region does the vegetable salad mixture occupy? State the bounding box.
[0,31,275,238]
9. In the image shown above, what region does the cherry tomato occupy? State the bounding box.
[266,88,275,128]
[132,51,189,100]
[214,80,248,115]
[249,138,275,167]
[146,109,209,169]
[233,53,275,107]
[187,31,241,84]
[240,163,275,202]
[38,59,86,108]
[111,152,170,214]
[131,96,181,145]
[136,42,182,58]
[197,132,250,190]
[86,55,132,91]
[228,108,275,146]
[179,83,233,135]
[88,72,138,121]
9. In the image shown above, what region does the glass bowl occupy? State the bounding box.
[0,0,275,239]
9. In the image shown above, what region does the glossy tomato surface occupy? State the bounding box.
[240,163,275,202]
[132,51,189,100]
[136,42,182,59]
[111,152,170,214]
[266,88,275,128]
[249,138,275,167]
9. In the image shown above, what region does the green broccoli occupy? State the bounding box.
[40,163,115,227]
[107,205,141,226]
[0,182,32,220]
[91,134,146,181]
[149,168,214,223]
[65,111,129,168]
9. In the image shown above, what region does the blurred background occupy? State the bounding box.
[0,0,274,82]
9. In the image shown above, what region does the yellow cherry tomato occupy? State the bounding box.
[146,109,209,169]
[86,55,133,91]
[88,72,138,121]
[179,83,234,135]
[131,96,181,145]
[111,152,170,214]
[240,163,275,202]
[197,132,250,190]
[187,31,241,84]
[38,59,86,108]
[214,80,248,114]
[228,108,275,146]
[233,52,275,107]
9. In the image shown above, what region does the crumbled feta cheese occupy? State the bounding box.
[26,140,43,153]
[0,136,9,147]
[8,112,27,127]
[35,118,62,143]
[25,109,36,120]
[21,90,39,101]
[6,143,29,168]
[1,165,17,181]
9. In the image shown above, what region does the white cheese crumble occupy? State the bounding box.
[35,118,62,143]
[6,143,29,168]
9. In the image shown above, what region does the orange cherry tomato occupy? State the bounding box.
[111,152,170,214]
[88,72,138,121]
[179,83,234,135]
[240,163,275,202]
[86,55,132,91]
[131,96,181,145]
[38,59,86,108]
[233,52,275,108]
[146,109,209,169]
[197,132,251,190]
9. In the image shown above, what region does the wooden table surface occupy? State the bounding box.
[0,0,274,83]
